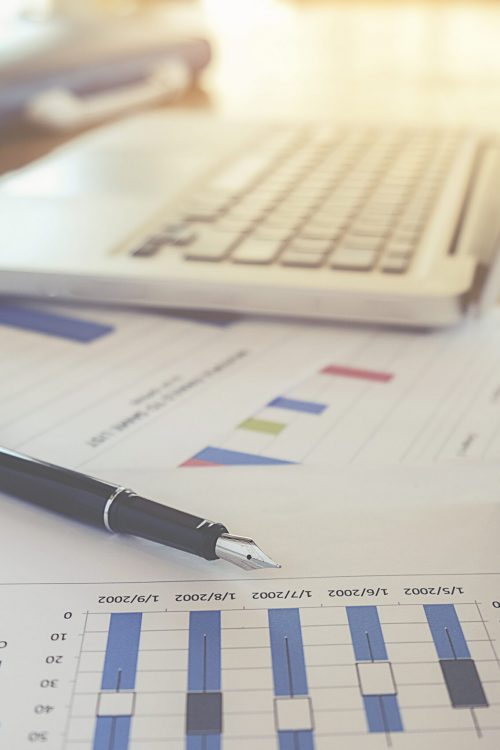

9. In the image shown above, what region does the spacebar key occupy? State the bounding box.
[231,237,282,264]
[183,229,240,261]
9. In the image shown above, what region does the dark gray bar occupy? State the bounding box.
[186,692,223,734]
[440,659,488,708]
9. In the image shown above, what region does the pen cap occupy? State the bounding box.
[108,492,228,560]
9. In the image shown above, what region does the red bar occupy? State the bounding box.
[180,458,219,468]
[321,364,394,382]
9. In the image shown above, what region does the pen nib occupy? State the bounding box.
[215,534,281,571]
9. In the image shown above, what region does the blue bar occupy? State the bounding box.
[363,696,403,733]
[101,613,142,691]
[346,607,388,662]
[192,446,293,466]
[188,611,221,692]
[93,717,132,750]
[187,736,220,750]
[268,609,309,696]
[0,304,113,342]
[268,397,327,415]
[348,607,404,734]
[278,731,314,750]
[424,605,471,660]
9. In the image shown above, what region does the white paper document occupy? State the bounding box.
[1,462,500,749]
[1,302,500,474]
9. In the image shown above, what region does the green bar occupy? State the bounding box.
[239,417,286,435]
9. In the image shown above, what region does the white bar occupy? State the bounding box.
[97,691,135,717]
[275,696,314,732]
[357,662,396,696]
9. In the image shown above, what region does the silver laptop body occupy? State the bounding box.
[1,111,500,327]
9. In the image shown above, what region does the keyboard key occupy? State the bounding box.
[231,237,283,264]
[394,214,422,230]
[306,215,348,232]
[380,255,410,273]
[229,193,273,214]
[341,234,382,251]
[254,225,291,241]
[130,237,163,257]
[214,217,251,233]
[184,207,221,222]
[183,229,240,261]
[350,219,391,235]
[280,250,325,267]
[392,227,420,242]
[330,247,378,270]
[236,190,276,208]
[299,225,339,241]
[158,224,197,246]
[288,238,331,254]
[354,222,392,237]
[271,204,309,219]
[259,214,299,231]
[184,189,232,210]
[314,208,348,223]
[318,200,357,216]
[181,199,226,220]
[384,239,414,256]
[224,206,263,223]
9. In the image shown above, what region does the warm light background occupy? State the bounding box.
[2,1,500,172]
[195,0,500,125]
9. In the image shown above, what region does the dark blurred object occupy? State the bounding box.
[0,15,211,130]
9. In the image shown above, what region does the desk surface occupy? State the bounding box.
[2,0,500,176]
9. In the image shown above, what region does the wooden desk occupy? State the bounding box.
[2,0,500,176]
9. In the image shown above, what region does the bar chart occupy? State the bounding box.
[60,578,500,749]
[268,609,314,750]
[93,614,142,750]
[181,362,395,467]
[186,612,222,750]
[4,306,500,474]
[424,605,489,720]
[347,606,403,736]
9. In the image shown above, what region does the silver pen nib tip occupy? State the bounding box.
[215,534,281,571]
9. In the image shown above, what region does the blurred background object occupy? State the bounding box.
[0,1,210,134]
[4,0,141,19]
[2,0,500,172]
[195,0,500,126]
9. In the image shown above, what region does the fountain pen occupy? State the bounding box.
[0,447,280,571]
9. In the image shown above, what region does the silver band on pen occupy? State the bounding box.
[102,486,128,533]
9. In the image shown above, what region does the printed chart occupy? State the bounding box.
[180,316,500,468]
[71,600,499,749]
[2,305,500,472]
[2,574,500,749]
[182,363,395,467]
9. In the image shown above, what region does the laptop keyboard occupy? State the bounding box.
[130,128,462,273]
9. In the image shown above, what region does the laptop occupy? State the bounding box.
[1,110,500,327]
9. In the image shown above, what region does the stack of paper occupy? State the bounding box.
[1,300,499,748]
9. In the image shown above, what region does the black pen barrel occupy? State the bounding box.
[0,447,227,561]
[0,447,116,526]
[109,494,227,560]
